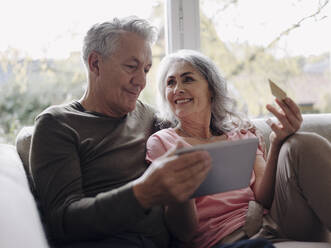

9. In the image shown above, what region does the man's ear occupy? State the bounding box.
[88,52,100,76]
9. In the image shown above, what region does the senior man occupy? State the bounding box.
[29,16,213,248]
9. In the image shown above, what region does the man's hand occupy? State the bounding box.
[133,146,211,209]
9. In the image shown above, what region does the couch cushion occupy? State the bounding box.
[253,113,331,151]
[300,114,331,142]
[15,126,34,176]
[0,144,48,248]
[274,241,331,248]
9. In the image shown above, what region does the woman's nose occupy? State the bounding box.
[174,83,185,94]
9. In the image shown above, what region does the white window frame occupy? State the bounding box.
[165,0,200,54]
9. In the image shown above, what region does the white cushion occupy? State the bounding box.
[0,144,48,248]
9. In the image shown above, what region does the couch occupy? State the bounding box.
[0,114,330,248]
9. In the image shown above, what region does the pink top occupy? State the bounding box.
[146,128,265,248]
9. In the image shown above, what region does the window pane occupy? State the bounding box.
[200,0,330,118]
[0,0,165,144]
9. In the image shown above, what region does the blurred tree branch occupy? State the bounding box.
[229,0,329,78]
[210,0,239,20]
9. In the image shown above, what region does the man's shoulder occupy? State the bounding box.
[134,101,174,131]
[36,101,79,121]
[134,100,157,115]
[130,100,158,123]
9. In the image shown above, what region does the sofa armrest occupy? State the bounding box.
[0,144,49,248]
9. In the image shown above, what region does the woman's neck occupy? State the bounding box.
[177,117,212,140]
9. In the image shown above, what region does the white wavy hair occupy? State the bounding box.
[82,16,158,68]
[156,49,252,133]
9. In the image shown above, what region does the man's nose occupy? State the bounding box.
[132,70,146,88]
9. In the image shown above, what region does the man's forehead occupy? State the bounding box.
[115,32,152,64]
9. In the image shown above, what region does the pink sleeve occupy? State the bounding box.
[233,130,265,158]
[146,134,168,163]
[243,131,264,156]
[233,130,266,187]
[227,129,265,160]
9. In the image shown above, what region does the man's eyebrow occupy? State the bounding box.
[128,57,139,64]
[129,57,152,67]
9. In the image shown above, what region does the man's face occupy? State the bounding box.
[96,32,152,117]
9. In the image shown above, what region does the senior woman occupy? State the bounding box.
[146,50,331,248]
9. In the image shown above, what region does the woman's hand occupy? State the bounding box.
[253,97,303,208]
[266,97,303,146]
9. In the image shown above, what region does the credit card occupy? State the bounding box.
[268,79,287,100]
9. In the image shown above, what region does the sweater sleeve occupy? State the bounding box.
[30,114,150,243]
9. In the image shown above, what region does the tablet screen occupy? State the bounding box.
[176,138,259,198]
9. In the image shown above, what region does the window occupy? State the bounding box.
[1,0,330,144]
[200,0,330,117]
[0,0,165,143]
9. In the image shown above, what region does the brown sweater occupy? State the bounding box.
[30,100,169,247]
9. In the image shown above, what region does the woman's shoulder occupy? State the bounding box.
[147,128,175,147]
[150,127,178,140]
[226,128,267,157]
[226,128,257,140]
[146,128,180,162]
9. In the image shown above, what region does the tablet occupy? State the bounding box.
[176,138,259,198]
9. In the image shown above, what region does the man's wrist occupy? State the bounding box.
[132,179,153,210]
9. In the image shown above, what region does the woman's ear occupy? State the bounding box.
[88,52,100,76]
[210,92,214,102]
[208,87,214,103]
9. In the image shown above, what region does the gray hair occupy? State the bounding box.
[82,16,158,67]
[156,49,251,133]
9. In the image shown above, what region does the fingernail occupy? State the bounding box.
[205,153,212,162]
[265,118,273,126]
[204,160,211,168]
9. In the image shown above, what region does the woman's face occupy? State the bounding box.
[164,61,213,120]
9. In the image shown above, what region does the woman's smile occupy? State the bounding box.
[174,98,193,104]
